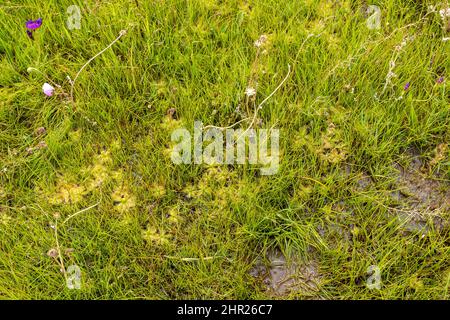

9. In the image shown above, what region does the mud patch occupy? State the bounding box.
[395,209,447,237]
[249,249,322,298]
[355,172,374,191]
[390,148,449,236]
[339,164,374,191]
[393,164,449,212]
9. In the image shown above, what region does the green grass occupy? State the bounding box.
[0,0,449,299]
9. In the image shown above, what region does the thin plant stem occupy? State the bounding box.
[203,64,291,135]
[236,64,291,142]
[53,220,67,281]
[70,30,127,103]
[62,202,100,225]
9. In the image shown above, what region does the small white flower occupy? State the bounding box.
[439,8,450,19]
[386,71,397,80]
[245,87,256,97]
[443,37,450,42]
[254,35,268,48]
[42,83,55,96]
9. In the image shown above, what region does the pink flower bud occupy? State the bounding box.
[42,83,54,96]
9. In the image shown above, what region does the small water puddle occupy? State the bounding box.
[249,249,322,298]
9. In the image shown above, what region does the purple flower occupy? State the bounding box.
[42,83,54,96]
[437,77,444,84]
[26,18,42,30]
[404,82,410,91]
